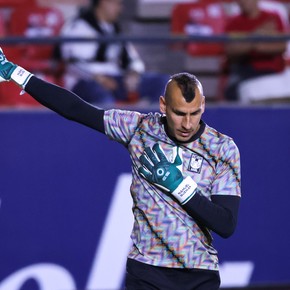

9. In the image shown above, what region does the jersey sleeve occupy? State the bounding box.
[104,109,145,146]
[211,138,241,197]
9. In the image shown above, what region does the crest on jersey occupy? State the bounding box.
[189,153,203,173]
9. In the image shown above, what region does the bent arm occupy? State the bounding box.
[182,138,241,239]
[25,76,105,133]
[226,15,287,59]
[225,35,286,58]
[183,194,240,238]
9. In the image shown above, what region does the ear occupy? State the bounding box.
[159,96,166,114]
[201,95,205,114]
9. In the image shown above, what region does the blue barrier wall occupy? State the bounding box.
[0,106,290,289]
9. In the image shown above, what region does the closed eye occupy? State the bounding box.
[173,108,202,116]
[191,109,202,116]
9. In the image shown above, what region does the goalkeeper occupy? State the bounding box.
[0,48,241,290]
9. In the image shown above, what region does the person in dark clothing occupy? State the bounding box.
[224,0,287,101]
[60,0,145,104]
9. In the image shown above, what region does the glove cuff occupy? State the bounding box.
[11,66,33,88]
[171,176,197,205]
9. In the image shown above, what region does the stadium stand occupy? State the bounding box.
[1,0,290,105]
[0,0,35,7]
[0,3,64,106]
[171,1,227,101]
[170,0,290,102]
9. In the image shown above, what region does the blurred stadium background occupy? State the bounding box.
[0,0,290,289]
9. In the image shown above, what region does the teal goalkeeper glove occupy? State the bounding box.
[138,143,197,205]
[0,48,32,87]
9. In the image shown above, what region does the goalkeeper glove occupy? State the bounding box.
[0,47,33,88]
[138,143,197,205]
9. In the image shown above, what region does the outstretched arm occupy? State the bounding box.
[25,77,105,133]
[0,48,105,133]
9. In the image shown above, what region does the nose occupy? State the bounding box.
[181,115,192,130]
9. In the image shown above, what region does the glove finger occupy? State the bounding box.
[144,146,160,165]
[173,147,183,167]
[138,166,152,180]
[152,143,168,162]
[139,154,154,172]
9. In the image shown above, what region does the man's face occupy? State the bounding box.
[99,0,123,22]
[159,81,205,143]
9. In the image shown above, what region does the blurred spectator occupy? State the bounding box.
[224,0,287,102]
[60,0,145,105]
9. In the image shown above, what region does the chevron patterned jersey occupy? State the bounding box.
[104,109,241,270]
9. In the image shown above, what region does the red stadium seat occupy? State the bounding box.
[0,0,37,36]
[171,1,226,56]
[0,81,41,107]
[8,6,64,71]
[0,0,36,7]
[171,1,227,101]
[0,5,64,107]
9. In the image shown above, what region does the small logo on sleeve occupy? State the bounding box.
[188,153,203,173]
